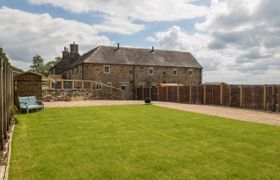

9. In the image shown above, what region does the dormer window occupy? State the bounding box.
[104,65,110,74]
[173,68,177,76]
[148,67,154,76]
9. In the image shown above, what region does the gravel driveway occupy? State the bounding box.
[44,100,280,126]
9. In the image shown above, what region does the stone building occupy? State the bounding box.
[49,43,203,99]
[49,42,80,75]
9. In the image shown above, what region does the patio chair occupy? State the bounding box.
[19,96,44,113]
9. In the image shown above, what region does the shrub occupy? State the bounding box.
[10,105,19,124]
[144,98,151,104]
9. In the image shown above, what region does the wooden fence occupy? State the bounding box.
[0,58,15,150]
[137,84,280,112]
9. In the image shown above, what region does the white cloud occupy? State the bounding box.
[92,15,145,35]
[147,24,280,84]
[195,0,280,77]
[0,7,111,70]
[26,0,208,35]
[147,0,280,84]
[147,26,229,72]
[27,0,208,22]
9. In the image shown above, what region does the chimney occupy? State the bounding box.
[114,43,120,51]
[70,41,79,54]
[150,46,154,53]
[62,46,69,59]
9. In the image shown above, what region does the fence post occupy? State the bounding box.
[177,85,180,102]
[82,81,84,90]
[220,84,223,105]
[3,61,7,139]
[142,87,144,100]
[49,80,52,89]
[229,85,232,106]
[157,86,160,101]
[189,85,192,104]
[72,80,75,89]
[203,84,206,104]
[61,80,64,90]
[263,85,267,111]
[0,58,3,150]
[240,85,243,108]
[278,94,280,112]
[166,87,169,101]
[7,65,11,129]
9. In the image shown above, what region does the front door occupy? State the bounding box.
[121,82,130,100]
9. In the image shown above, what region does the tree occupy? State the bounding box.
[30,55,46,75]
[30,55,62,76]
[45,56,62,73]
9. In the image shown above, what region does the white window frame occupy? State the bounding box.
[148,67,154,76]
[103,65,110,74]
[173,68,177,76]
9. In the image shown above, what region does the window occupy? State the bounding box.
[95,83,103,90]
[107,82,112,86]
[121,85,126,90]
[148,67,154,76]
[104,65,110,74]
[173,68,177,76]
[163,71,166,75]
[189,69,193,75]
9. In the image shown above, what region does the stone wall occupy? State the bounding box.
[63,63,202,99]
[43,88,122,102]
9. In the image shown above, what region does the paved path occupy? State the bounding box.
[44,100,280,126]
[153,101,280,126]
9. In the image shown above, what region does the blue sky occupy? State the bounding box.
[0,0,279,83]
[0,0,207,47]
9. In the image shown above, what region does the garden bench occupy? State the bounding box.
[19,96,44,113]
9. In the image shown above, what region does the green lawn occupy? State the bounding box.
[10,105,280,179]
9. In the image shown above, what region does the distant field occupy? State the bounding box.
[10,105,280,179]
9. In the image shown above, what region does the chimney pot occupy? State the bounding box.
[151,46,154,53]
[70,42,79,54]
[62,46,70,58]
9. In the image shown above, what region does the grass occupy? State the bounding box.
[10,105,280,179]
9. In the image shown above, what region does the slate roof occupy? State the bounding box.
[71,46,202,69]
[15,71,42,77]
[50,53,80,74]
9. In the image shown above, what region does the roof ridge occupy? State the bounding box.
[98,45,191,54]
[84,46,101,63]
